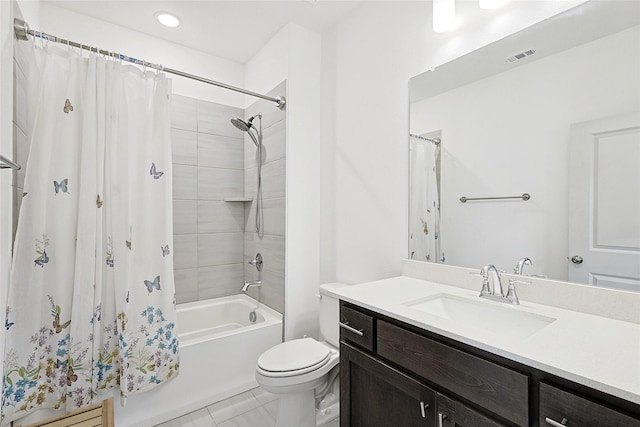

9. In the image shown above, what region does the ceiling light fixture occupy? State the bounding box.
[156,12,181,28]
[433,0,456,33]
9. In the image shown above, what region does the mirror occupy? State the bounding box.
[409,1,640,290]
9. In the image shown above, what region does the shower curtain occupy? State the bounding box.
[409,137,442,263]
[2,45,178,423]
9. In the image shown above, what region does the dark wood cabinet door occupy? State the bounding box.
[539,383,640,427]
[341,342,436,427]
[437,393,507,427]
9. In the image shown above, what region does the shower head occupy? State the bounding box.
[231,117,251,132]
[230,117,260,147]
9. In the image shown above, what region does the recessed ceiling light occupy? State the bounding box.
[156,12,181,28]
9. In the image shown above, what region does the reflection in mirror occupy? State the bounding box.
[409,1,640,291]
[409,132,442,263]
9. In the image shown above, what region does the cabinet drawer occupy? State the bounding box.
[437,393,507,427]
[377,320,529,426]
[540,382,640,427]
[340,305,374,351]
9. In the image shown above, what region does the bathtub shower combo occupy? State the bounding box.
[8,18,287,427]
[114,295,282,426]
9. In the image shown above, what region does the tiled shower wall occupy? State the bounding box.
[171,81,286,315]
[170,96,246,303]
[243,82,286,314]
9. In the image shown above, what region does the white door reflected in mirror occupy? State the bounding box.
[568,112,640,291]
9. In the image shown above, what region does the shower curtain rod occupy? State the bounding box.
[410,133,441,145]
[13,18,286,110]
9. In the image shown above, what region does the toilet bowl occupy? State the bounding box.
[255,283,346,427]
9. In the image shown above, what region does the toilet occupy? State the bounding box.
[255,283,346,427]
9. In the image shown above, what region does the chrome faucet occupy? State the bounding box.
[242,280,261,292]
[478,264,530,305]
[514,257,532,275]
[479,264,504,298]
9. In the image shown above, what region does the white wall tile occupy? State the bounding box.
[198,133,244,170]
[197,100,244,138]
[243,265,284,314]
[197,263,244,299]
[244,119,285,168]
[197,232,244,267]
[245,198,285,237]
[170,95,197,131]
[197,167,243,200]
[264,197,285,237]
[245,160,285,206]
[172,165,198,200]
[198,201,244,233]
[173,234,198,269]
[174,268,198,304]
[173,200,197,234]
[262,158,286,199]
[167,92,285,307]
[171,129,197,166]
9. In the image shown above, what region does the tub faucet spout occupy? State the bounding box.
[242,280,261,292]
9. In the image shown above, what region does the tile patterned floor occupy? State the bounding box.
[155,387,339,427]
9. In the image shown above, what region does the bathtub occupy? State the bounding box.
[114,294,283,426]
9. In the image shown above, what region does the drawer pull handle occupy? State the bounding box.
[437,412,447,427]
[419,401,429,418]
[339,321,364,337]
[545,417,569,426]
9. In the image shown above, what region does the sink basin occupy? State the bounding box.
[403,294,556,340]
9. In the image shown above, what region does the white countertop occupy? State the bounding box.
[327,276,640,405]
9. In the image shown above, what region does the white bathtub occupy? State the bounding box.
[114,294,283,426]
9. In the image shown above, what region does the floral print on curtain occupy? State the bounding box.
[2,44,179,424]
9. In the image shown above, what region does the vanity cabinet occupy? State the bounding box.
[437,393,506,427]
[341,342,436,427]
[539,383,640,427]
[339,301,640,427]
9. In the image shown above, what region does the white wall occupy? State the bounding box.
[411,25,640,280]
[320,0,586,285]
[17,1,245,106]
[245,23,322,340]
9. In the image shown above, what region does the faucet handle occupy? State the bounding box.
[505,279,531,305]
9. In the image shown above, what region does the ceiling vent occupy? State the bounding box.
[505,49,537,63]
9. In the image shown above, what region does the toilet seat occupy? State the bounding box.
[257,338,332,378]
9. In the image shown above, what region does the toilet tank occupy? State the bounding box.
[319,282,348,347]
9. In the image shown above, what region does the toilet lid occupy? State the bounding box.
[257,338,331,374]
